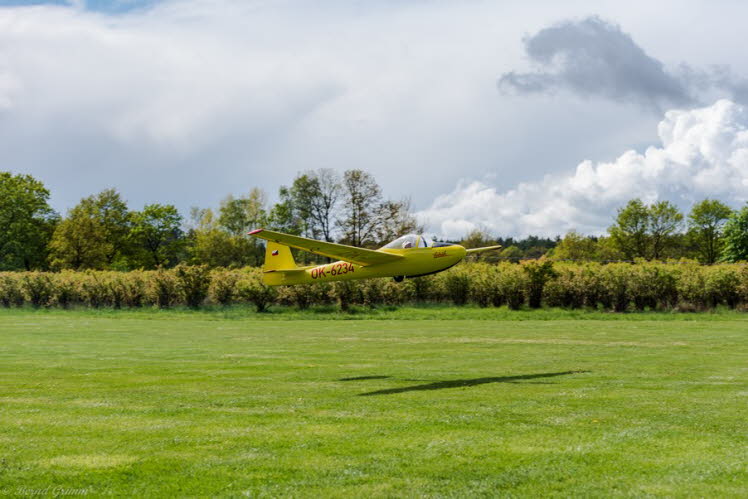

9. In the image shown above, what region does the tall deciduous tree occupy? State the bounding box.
[609,199,650,260]
[49,203,110,270]
[48,189,132,269]
[130,204,184,268]
[0,172,58,270]
[721,204,748,262]
[375,199,422,245]
[219,188,267,265]
[338,169,384,247]
[688,199,733,264]
[187,208,252,268]
[305,169,341,242]
[272,169,342,241]
[648,200,683,260]
[219,188,267,235]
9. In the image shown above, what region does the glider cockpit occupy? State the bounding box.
[381,234,451,250]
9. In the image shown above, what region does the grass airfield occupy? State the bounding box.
[0,308,746,497]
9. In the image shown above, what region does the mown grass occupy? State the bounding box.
[0,310,746,497]
[2,303,748,321]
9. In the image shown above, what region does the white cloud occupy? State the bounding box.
[417,99,748,239]
[3,1,748,219]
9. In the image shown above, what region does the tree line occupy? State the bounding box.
[467,198,748,264]
[0,169,419,271]
[3,169,748,272]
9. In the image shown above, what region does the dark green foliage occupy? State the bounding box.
[0,172,58,270]
[688,199,733,264]
[130,204,184,269]
[0,273,24,307]
[329,280,361,312]
[444,270,471,305]
[20,272,54,308]
[497,264,526,310]
[721,204,748,262]
[522,260,557,308]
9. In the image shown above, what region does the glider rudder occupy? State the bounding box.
[263,241,298,272]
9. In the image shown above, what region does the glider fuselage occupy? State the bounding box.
[263,245,466,286]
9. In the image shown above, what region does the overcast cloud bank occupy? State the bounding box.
[418,99,748,239]
[498,16,748,111]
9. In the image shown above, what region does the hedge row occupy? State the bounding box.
[2,262,748,312]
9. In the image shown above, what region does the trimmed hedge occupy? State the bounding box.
[1,261,748,311]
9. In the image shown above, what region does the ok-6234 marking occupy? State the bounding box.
[311,262,356,279]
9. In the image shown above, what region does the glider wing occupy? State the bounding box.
[465,245,503,254]
[248,229,404,266]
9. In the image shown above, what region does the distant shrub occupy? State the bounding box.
[408,275,438,303]
[329,280,361,312]
[496,263,526,310]
[148,268,180,308]
[0,273,24,307]
[52,271,81,308]
[522,260,557,308]
[444,269,471,306]
[361,279,385,308]
[705,266,740,308]
[469,263,495,308]
[209,269,240,306]
[20,272,54,308]
[601,264,631,312]
[2,262,748,312]
[237,270,277,312]
[175,264,211,308]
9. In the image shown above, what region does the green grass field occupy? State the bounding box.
[1,308,746,497]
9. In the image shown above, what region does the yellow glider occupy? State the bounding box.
[248,229,501,286]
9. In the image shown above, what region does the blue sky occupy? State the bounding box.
[1,1,748,237]
[0,0,156,13]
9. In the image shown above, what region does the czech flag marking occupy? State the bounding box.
[271,250,279,256]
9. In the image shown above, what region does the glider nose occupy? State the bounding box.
[456,245,467,260]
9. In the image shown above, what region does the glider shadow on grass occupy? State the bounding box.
[354,370,588,397]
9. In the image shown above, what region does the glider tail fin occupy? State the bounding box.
[263,241,298,271]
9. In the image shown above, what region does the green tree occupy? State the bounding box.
[688,199,733,264]
[337,169,383,247]
[130,204,184,268]
[218,188,267,265]
[48,202,110,270]
[47,189,133,270]
[219,188,267,235]
[648,200,683,260]
[460,229,499,262]
[91,189,132,266]
[609,199,650,260]
[499,245,523,262]
[188,208,252,268]
[272,169,342,242]
[0,172,58,270]
[552,231,598,261]
[595,236,626,262]
[301,169,341,241]
[721,204,748,262]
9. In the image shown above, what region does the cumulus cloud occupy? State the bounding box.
[498,16,747,111]
[417,99,748,239]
